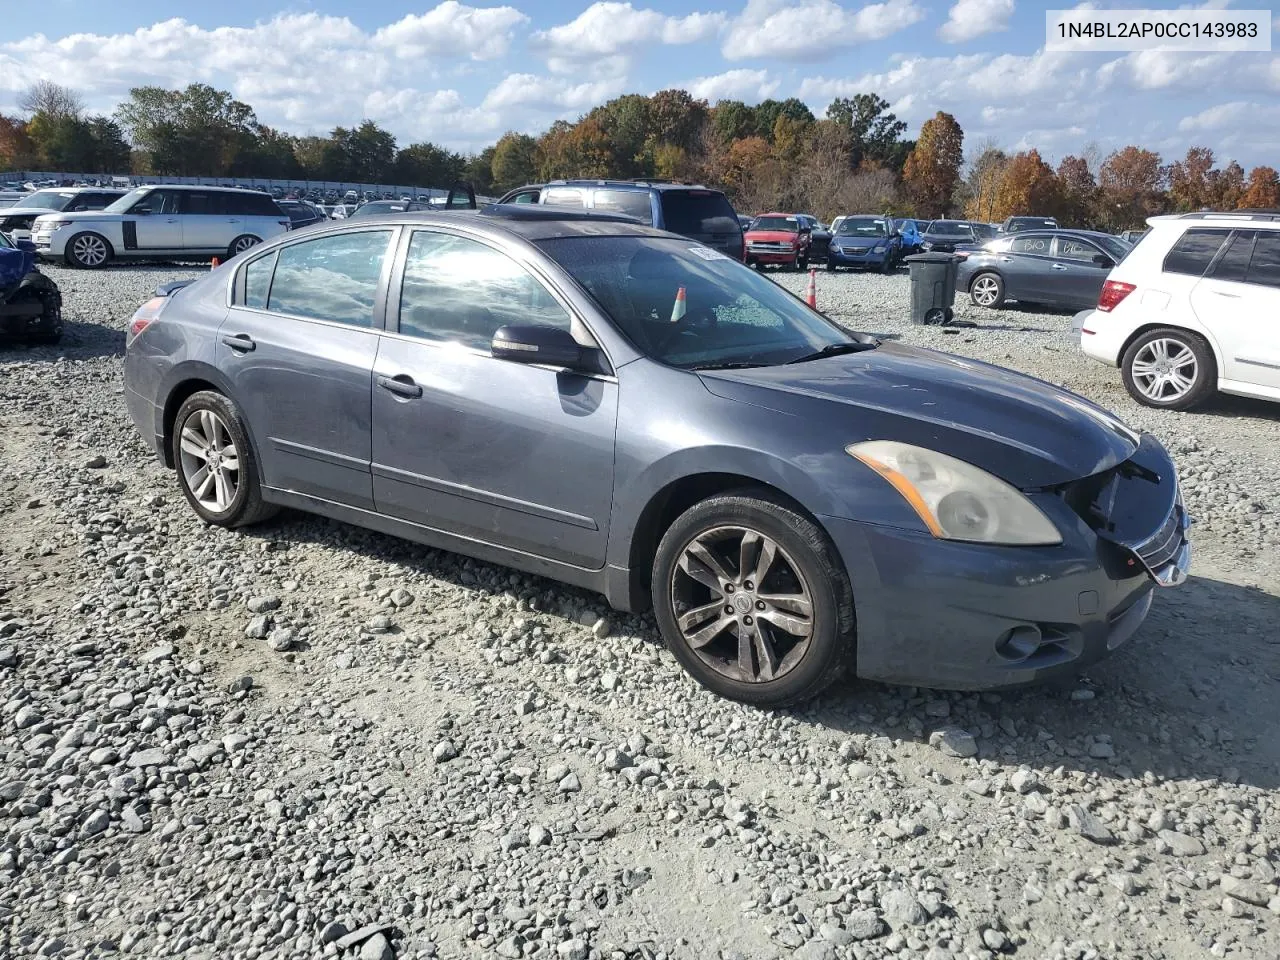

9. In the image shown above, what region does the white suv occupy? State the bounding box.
[1080,211,1280,410]
[32,185,290,268]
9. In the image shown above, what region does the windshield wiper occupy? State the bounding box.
[688,361,765,371]
[786,341,878,364]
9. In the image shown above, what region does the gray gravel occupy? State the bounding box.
[1,262,1278,960]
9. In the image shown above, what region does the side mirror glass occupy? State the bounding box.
[492,325,582,369]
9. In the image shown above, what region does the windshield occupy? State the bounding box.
[104,188,150,213]
[926,220,972,236]
[1094,234,1130,260]
[538,236,868,370]
[12,191,74,211]
[750,216,799,233]
[837,217,888,236]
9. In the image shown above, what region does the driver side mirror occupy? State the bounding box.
[491,325,583,369]
[1092,253,1114,268]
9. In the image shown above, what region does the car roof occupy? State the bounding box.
[136,184,270,195]
[546,179,722,193]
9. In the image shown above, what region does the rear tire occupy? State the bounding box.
[1120,328,1216,411]
[227,235,262,259]
[172,391,279,528]
[651,490,855,708]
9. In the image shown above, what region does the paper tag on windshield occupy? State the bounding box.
[688,246,730,261]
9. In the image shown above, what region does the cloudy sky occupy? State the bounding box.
[1,0,1278,166]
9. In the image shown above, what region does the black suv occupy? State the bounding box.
[497,179,744,260]
[1002,216,1059,234]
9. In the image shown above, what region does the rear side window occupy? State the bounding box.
[592,190,653,224]
[180,192,225,216]
[243,252,277,309]
[1210,231,1255,283]
[266,230,392,328]
[1163,229,1229,277]
[1011,235,1050,254]
[1247,233,1280,288]
[228,192,284,217]
[542,187,584,208]
[659,190,739,235]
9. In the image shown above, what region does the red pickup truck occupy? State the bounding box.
[744,213,810,270]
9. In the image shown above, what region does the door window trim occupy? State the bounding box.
[382,225,617,378]
[228,226,401,334]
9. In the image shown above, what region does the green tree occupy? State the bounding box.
[464,146,497,194]
[754,98,814,141]
[489,132,539,191]
[825,93,907,170]
[0,115,37,169]
[395,141,464,187]
[902,111,964,218]
[712,99,756,146]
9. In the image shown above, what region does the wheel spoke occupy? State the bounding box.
[686,614,734,649]
[219,451,240,473]
[191,466,214,501]
[1130,360,1157,378]
[758,606,813,637]
[680,539,733,591]
[757,592,812,617]
[738,531,761,582]
[1169,349,1195,369]
[179,428,207,459]
[736,626,754,678]
[752,623,780,681]
[1168,371,1194,394]
[678,599,726,632]
[213,470,233,510]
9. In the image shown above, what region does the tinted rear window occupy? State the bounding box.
[226,191,284,217]
[1210,231,1255,283]
[592,190,653,224]
[1163,229,1229,277]
[660,190,739,235]
[1247,233,1280,288]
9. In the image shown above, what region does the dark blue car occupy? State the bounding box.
[122,207,1190,707]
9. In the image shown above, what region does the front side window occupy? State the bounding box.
[265,230,392,328]
[398,231,572,351]
[1163,228,1229,277]
[1054,237,1102,261]
[542,188,584,208]
[1247,233,1280,289]
[128,190,181,216]
[539,236,865,370]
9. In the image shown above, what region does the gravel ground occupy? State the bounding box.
[1,261,1278,960]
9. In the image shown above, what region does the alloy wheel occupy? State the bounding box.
[1130,338,1198,402]
[232,236,259,254]
[72,235,108,267]
[971,275,1000,306]
[178,409,241,513]
[670,525,814,684]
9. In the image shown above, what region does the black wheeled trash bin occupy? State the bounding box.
[904,252,958,326]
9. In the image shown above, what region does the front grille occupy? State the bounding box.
[748,242,793,252]
[842,246,869,254]
[1132,500,1184,570]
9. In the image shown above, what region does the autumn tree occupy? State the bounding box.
[1240,166,1280,208]
[990,149,1060,221]
[1099,146,1165,231]
[1206,161,1245,210]
[902,112,963,218]
[489,132,538,191]
[1167,146,1216,211]
[1055,155,1097,226]
[962,142,1007,222]
[18,81,83,122]
[0,115,37,170]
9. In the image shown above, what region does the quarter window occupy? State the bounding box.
[1247,233,1280,289]
[592,190,653,224]
[398,231,572,351]
[265,230,392,328]
[243,252,277,309]
[542,188,584,208]
[1162,229,1229,277]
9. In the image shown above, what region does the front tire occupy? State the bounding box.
[969,271,1004,308]
[172,391,279,528]
[65,232,112,269]
[227,235,262,259]
[1121,328,1216,410]
[651,491,855,708]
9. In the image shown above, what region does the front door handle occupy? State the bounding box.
[378,374,423,399]
[165,218,179,223]
[221,334,256,352]
[1212,290,1241,298]
[1051,263,1067,270]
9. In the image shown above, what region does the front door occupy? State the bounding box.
[1191,230,1280,391]
[371,228,618,569]
[217,228,397,509]
[126,189,183,250]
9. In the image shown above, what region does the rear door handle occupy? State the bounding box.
[221,334,256,352]
[165,218,179,223]
[1212,290,1241,298]
[1051,263,1067,270]
[378,374,423,399]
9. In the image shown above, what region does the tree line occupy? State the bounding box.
[2,80,1277,229]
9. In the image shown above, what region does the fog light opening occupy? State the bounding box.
[995,625,1043,662]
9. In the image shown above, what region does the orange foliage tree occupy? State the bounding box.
[1240,166,1280,208]
[990,149,1059,221]
[902,111,964,219]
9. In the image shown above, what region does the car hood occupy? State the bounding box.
[697,341,1141,488]
[746,230,801,243]
[33,210,119,223]
[3,206,62,220]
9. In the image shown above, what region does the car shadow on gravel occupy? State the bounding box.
[800,572,1280,791]
[0,321,125,361]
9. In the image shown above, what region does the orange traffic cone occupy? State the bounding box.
[805,268,817,309]
[210,257,221,270]
[670,285,687,322]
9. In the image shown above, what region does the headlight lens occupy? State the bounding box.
[40,219,71,230]
[873,244,886,252]
[846,440,1062,545]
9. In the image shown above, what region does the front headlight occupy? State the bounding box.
[873,244,886,253]
[846,441,1062,545]
[39,219,71,230]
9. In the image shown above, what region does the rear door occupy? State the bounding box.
[218,228,397,509]
[178,190,232,251]
[658,189,744,260]
[1002,233,1056,301]
[1191,230,1280,390]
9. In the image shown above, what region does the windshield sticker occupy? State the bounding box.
[688,246,730,261]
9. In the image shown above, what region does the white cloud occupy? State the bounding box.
[685,69,779,103]
[373,1,528,61]
[481,73,628,113]
[723,0,924,60]
[938,0,1015,44]
[1177,100,1266,133]
[531,3,726,73]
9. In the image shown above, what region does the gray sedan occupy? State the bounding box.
[957,230,1132,312]
[122,208,1188,707]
